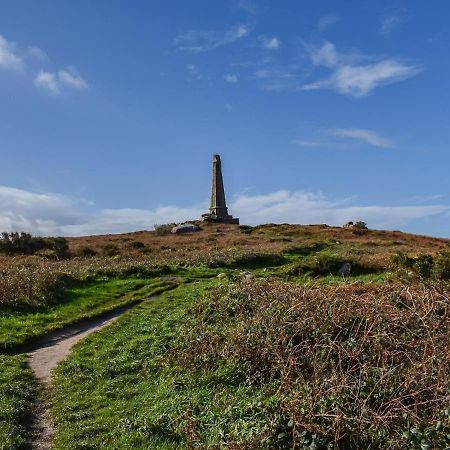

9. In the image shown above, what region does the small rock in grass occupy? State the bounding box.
[338,263,352,277]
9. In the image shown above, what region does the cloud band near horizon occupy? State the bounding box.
[0,185,447,237]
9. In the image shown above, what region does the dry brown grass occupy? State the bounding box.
[173,279,450,449]
[1,223,449,309]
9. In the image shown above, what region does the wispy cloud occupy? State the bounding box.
[379,14,404,37]
[0,33,88,95]
[260,36,281,50]
[0,35,23,70]
[27,46,49,62]
[289,139,322,147]
[224,73,238,83]
[175,24,250,53]
[318,14,339,32]
[186,63,201,80]
[0,185,447,236]
[34,68,88,95]
[302,41,421,97]
[233,0,259,15]
[327,128,394,148]
[253,66,298,91]
[232,190,448,229]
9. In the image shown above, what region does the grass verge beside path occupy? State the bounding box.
[0,276,179,449]
[0,277,176,350]
[53,280,259,450]
[0,355,36,450]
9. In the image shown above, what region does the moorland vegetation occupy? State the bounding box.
[0,223,449,449]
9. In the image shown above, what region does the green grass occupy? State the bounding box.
[0,277,176,350]
[0,355,36,450]
[52,280,281,449]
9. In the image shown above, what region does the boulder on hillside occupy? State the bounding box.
[171,223,200,234]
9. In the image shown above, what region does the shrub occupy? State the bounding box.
[154,223,176,236]
[239,225,253,235]
[354,220,368,229]
[127,241,146,250]
[77,246,98,257]
[433,251,450,280]
[101,244,120,257]
[0,232,68,259]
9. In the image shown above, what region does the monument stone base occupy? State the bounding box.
[201,213,239,224]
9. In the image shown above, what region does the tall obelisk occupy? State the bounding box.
[202,155,239,224]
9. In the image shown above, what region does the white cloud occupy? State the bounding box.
[327,128,394,148]
[318,14,339,32]
[234,0,259,15]
[302,41,421,97]
[224,73,238,83]
[379,15,403,37]
[309,40,338,68]
[186,63,201,80]
[27,46,49,61]
[0,185,447,236]
[34,68,88,95]
[231,190,448,229]
[175,24,250,53]
[0,35,23,70]
[289,139,322,147]
[253,67,298,91]
[261,36,281,50]
[34,71,59,95]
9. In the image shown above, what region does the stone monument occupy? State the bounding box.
[202,154,239,224]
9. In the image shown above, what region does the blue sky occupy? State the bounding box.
[1,0,450,236]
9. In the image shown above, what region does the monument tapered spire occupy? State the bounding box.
[202,154,239,224]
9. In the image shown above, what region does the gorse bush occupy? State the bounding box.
[0,232,68,259]
[392,250,450,281]
[154,223,175,236]
[101,244,120,257]
[171,280,450,449]
[76,246,98,257]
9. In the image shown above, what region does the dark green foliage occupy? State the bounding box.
[0,232,69,258]
[239,224,253,234]
[127,241,146,250]
[154,223,175,236]
[77,246,98,257]
[433,251,450,280]
[101,244,120,256]
[223,253,287,269]
[392,251,450,281]
[354,220,368,229]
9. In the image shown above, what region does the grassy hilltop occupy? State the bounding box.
[0,223,449,449]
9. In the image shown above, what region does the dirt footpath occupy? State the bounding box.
[26,304,138,449]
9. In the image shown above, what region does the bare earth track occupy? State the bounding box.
[26,302,145,449]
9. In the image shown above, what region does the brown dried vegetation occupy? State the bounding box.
[173,280,450,449]
[0,223,449,309]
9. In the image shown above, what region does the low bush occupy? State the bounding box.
[76,246,98,257]
[127,241,146,250]
[154,223,175,236]
[392,250,450,281]
[101,244,120,257]
[239,224,253,234]
[0,232,68,259]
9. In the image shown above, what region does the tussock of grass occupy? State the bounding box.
[0,355,36,450]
